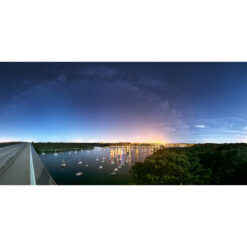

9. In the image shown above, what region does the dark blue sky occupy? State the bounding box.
[0,62,247,143]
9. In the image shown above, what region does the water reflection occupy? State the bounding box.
[40,145,160,185]
[109,146,157,167]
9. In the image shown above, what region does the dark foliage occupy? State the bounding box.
[131,143,247,185]
[33,142,95,153]
[0,142,22,148]
[32,142,155,153]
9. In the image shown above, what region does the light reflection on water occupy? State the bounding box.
[40,146,157,185]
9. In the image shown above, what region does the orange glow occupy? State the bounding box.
[69,127,168,144]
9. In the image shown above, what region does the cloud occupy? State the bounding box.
[243,126,247,131]
[195,125,206,128]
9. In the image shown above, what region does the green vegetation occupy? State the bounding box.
[0,142,22,148]
[33,142,95,153]
[33,142,157,153]
[131,143,247,185]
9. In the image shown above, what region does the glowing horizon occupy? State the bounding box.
[1,63,247,143]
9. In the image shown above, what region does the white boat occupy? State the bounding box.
[102,160,104,163]
[114,168,118,172]
[61,159,66,168]
[111,161,115,164]
[85,164,89,167]
[78,161,82,165]
[99,166,103,169]
[110,172,116,176]
[42,152,45,155]
[96,158,99,161]
[75,172,83,176]
[118,165,121,169]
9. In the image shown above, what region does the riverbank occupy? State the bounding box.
[33,142,95,153]
[0,142,22,148]
[131,143,247,185]
[33,142,158,154]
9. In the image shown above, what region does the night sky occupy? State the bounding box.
[0,62,247,143]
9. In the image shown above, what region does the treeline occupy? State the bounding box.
[131,143,247,185]
[0,142,22,148]
[33,142,156,153]
[33,142,95,153]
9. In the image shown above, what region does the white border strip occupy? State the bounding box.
[30,144,36,185]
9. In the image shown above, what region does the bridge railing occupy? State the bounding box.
[30,144,56,185]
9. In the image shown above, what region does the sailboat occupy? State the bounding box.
[61,159,66,168]
[78,158,82,165]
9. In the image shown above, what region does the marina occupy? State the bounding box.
[40,146,158,185]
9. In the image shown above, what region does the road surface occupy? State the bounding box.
[0,143,55,185]
[0,143,26,171]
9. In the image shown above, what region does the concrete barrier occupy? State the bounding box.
[31,144,56,185]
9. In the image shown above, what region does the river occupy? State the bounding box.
[40,146,158,185]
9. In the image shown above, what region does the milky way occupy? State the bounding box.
[0,62,247,143]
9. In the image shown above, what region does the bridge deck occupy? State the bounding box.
[0,143,55,185]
